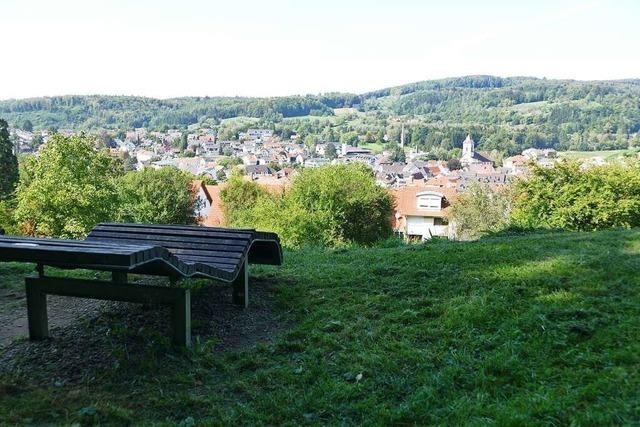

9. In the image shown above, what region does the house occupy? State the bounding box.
[245,165,275,177]
[304,158,330,168]
[392,186,457,240]
[341,144,372,157]
[195,182,226,227]
[315,142,338,157]
[503,154,529,175]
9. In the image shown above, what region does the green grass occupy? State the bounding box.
[558,149,638,161]
[1,229,639,424]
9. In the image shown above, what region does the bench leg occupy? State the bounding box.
[26,280,49,340]
[171,289,191,347]
[232,258,249,308]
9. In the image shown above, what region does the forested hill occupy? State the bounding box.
[2,75,640,153]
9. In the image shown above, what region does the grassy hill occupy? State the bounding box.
[1,229,639,424]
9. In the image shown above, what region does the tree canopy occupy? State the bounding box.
[511,161,640,231]
[221,164,394,247]
[14,133,122,238]
[0,119,19,199]
[117,167,200,225]
[2,76,639,156]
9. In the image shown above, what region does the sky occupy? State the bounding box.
[0,0,639,100]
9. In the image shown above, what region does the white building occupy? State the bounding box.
[460,134,493,167]
[392,186,457,240]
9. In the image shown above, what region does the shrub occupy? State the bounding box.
[450,182,513,240]
[222,164,394,247]
[511,161,640,231]
[117,167,201,225]
[220,173,268,225]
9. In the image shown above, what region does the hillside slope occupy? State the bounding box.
[1,229,639,424]
[1,76,639,153]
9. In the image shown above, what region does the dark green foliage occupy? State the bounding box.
[447,158,462,170]
[389,145,406,162]
[324,142,337,159]
[0,94,335,130]
[512,161,640,231]
[1,229,639,424]
[0,120,19,199]
[117,168,200,225]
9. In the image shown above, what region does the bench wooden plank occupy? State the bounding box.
[92,224,253,240]
[87,232,249,248]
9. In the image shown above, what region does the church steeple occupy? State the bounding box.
[462,134,474,158]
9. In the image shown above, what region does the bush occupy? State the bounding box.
[117,167,201,225]
[450,182,513,240]
[222,164,394,247]
[511,161,640,231]
[0,199,17,234]
[220,173,268,225]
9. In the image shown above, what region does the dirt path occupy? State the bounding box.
[0,276,290,352]
[0,291,111,348]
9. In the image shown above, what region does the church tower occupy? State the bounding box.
[462,134,474,158]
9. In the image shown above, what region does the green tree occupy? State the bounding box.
[117,167,200,225]
[390,145,406,162]
[0,199,17,234]
[14,133,122,238]
[340,131,359,147]
[224,164,394,247]
[21,119,33,132]
[511,161,640,231]
[324,143,337,159]
[447,158,462,170]
[304,134,319,152]
[181,132,188,151]
[450,183,513,240]
[0,119,19,199]
[220,172,268,225]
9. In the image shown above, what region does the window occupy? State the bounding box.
[417,192,442,210]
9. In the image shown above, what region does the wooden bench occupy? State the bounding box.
[0,224,282,347]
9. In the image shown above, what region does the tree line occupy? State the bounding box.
[0,124,199,237]
[1,76,639,155]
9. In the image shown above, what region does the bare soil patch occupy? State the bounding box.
[0,276,290,387]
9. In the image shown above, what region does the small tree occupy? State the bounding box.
[21,119,33,132]
[220,172,268,225]
[390,145,406,163]
[117,167,200,225]
[340,132,359,147]
[450,183,513,240]
[447,158,462,171]
[0,119,19,199]
[324,143,337,159]
[14,133,122,238]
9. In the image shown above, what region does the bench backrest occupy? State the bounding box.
[86,223,282,271]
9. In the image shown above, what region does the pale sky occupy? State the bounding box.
[0,0,638,100]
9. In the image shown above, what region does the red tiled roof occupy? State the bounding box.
[391,185,459,219]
